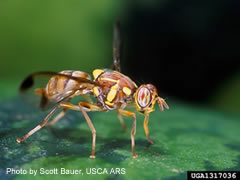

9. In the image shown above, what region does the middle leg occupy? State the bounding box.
[116,103,129,131]
[78,101,105,158]
[116,109,128,131]
[46,108,67,126]
[118,107,137,158]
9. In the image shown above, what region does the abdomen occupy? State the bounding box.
[46,70,91,99]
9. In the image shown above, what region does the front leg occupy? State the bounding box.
[143,113,154,144]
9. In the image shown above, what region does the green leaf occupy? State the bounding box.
[0,98,239,180]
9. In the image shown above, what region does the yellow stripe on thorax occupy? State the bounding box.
[123,87,132,96]
[100,77,118,83]
[93,69,104,79]
[106,83,119,102]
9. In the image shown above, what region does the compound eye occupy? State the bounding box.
[137,87,152,108]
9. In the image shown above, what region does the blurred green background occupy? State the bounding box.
[0,0,126,99]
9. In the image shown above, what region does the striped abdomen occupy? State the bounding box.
[46,70,91,99]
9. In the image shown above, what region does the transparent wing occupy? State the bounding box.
[19,71,97,111]
[112,22,122,72]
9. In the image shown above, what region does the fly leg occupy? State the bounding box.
[143,113,154,144]
[16,103,80,143]
[118,107,137,158]
[116,103,128,131]
[116,111,128,131]
[17,102,104,159]
[46,108,67,126]
[78,101,105,158]
[46,95,93,126]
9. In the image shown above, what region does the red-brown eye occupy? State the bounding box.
[137,87,152,108]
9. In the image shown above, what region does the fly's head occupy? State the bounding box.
[135,84,169,114]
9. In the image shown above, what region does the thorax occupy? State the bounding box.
[93,69,137,109]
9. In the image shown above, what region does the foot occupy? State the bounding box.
[147,138,154,145]
[133,154,138,158]
[90,154,96,159]
[16,138,23,143]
